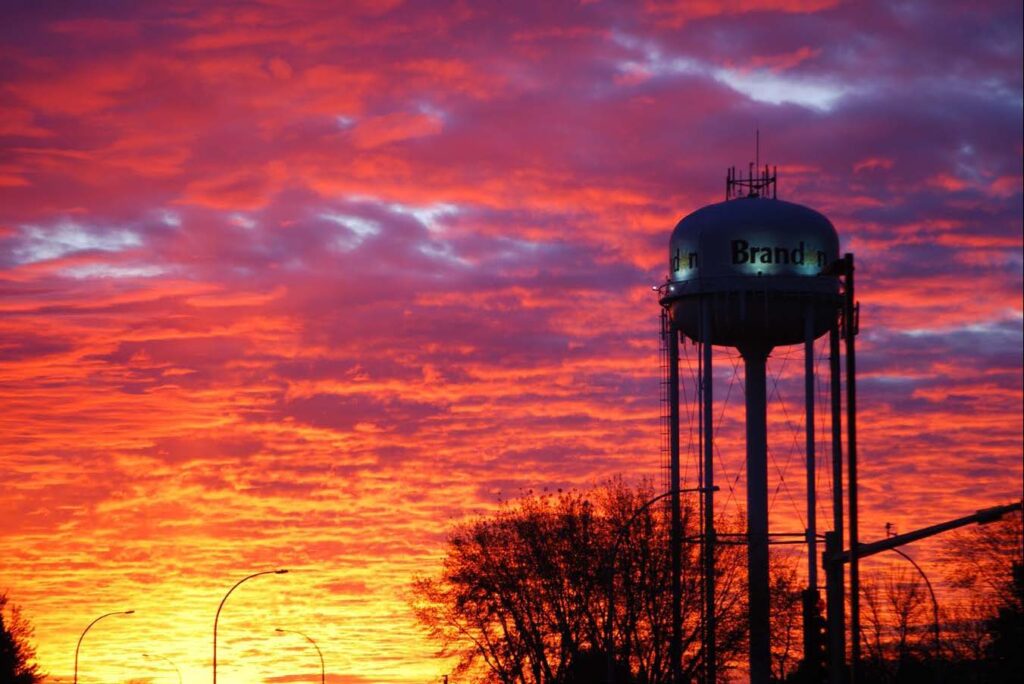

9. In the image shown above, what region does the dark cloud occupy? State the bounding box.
[0,1,1019,681]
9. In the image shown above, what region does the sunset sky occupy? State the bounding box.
[1,1,1021,682]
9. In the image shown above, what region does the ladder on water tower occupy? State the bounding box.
[659,309,672,497]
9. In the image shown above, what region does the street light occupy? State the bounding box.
[604,489,681,684]
[143,653,183,684]
[74,609,134,684]
[213,569,289,684]
[885,523,942,668]
[275,628,325,684]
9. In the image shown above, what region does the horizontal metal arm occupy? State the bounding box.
[829,501,1021,564]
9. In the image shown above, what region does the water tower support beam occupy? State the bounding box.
[669,323,683,684]
[741,344,771,684]
[804,308,818,591]
[827,321,846,683]
[843,254,861,683]
[824,531,845,684]
[803,304,821,672]
[702,299,717,684]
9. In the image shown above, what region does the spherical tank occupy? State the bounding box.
[661,196,841,349]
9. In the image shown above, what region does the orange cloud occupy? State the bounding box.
[0,2,1020,682]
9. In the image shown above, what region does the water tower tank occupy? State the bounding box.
[660,172,841,350]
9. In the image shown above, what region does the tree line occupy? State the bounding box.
[1,592,43,683]
[2,478,1019,683]
[411,479,1023,684]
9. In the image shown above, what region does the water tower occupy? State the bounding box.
[658,164,848,684]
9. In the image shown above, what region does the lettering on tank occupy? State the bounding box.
[731,240,827,268]
[671,247,698,272]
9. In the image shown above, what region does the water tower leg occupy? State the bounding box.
[742,345,771,684]
[828,322,846,683]
[803,305,821,674]
[825,531,845,684]
[702,299,716,684]
[844,254,861,684]
[669,323,683,684]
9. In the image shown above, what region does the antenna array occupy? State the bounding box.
[726,164,777,200]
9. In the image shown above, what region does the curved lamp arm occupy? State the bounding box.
[144,653,183,684]
[74,610,134,684]
[888,547,941,661]
[213,569,288,684]
[276,628,325,684]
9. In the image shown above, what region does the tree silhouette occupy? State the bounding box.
[941,511,1021,606]
[984,561,1023,682]
[410,479,750,683]
[849,511,1024,683]
[0,592,43,684]
[860,569,931,682]
[767,557,805,682]
[941,511,1022,682]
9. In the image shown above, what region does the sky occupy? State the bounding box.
[0,0,1021,682]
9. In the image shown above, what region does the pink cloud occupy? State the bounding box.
[0,1,1019,681]
[350,111,444,149]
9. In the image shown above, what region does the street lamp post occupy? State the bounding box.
[604,489,682,684]
[885,524,942,671]
[143,653,183,684]
[74,609,134,684]
[213,569,289,684]
[275,628,325,684]
[890,549,942,663]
